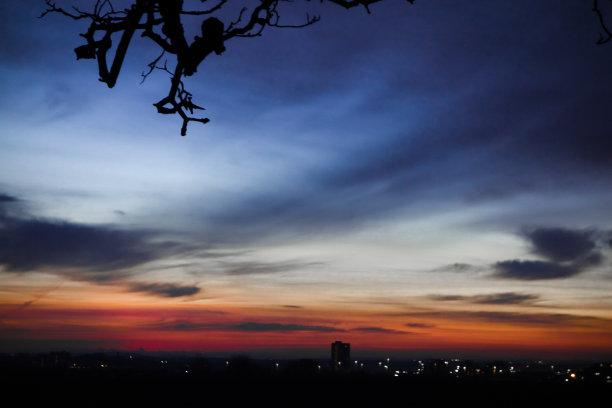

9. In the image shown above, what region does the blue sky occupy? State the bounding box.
[0,0,611,357]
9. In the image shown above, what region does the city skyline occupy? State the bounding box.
[1,1,611,360]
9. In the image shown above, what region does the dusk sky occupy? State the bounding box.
[1,0,611,359]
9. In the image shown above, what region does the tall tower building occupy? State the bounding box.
[331,341,350,372]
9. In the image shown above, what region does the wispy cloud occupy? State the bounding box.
[221,260,323,276]
[352,326,412,334]
[397,310,612,328]
[231,322,341,333]
[430,263,482,273]
[146,320,342,333]
[127,282,201,298]
[404,322,435,329]
[493,260,581,280]
[471,292,540,305]
[430,292,539,305]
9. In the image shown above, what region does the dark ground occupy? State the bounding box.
[2,353,610,407]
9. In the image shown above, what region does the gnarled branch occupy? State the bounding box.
[41,0,411,135]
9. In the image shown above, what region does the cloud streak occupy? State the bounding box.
[127,282,201,298]
[231,322,340,333]
[494,260,581,280]
[351,326,411,334]
[396,310,612,328]
[430,292,539,304]
[221,260,323,276]
[147,320,342,333]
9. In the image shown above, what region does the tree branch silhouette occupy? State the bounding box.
[40,0,609,135]
[41,0,411,135]
[593,0,612,44]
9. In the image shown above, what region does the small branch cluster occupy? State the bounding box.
[38,0,612,135]
[42,0,365,134]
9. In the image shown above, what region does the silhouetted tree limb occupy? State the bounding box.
[40,0,610,135]
[593,0,612,44]
[41,0,416,135]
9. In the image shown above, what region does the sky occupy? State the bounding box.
[0,0,611,360]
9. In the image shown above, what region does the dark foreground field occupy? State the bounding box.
[3,367,610,407]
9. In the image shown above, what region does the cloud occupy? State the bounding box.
[231,322,341,332]
[221,260,323,276]
[493,227,609,280]
[404,322,435,329]
[352,326,411,334]
[398,310,611,328]
[0,193,18,203]
[493,260,580,280]
[524,227,597,262]
[430,292,539,305]
[430,263,481,273]
[0,193,23,220]
[472,292,539,305]
[128,282,201,298]
[147,320,215,331]
[0,216,180,277]
[429,295,464,302]
[145,320,341,333]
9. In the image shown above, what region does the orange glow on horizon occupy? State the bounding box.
[1,296,611,359]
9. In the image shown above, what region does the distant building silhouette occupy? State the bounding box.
[331,341,350,372]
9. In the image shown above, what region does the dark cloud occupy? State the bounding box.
[0,217,171,274]
[429,295,464,302]
[128,282,200,298]
[352,327,410,334]
[146,320,340,332]
[472,292,540,305]
[524,227,597,262]
[221,260,323,276]
[430,263,480,273]
[147,320,215,331]
[0,193,19,203]
[398,310,611,328]
[0,193,22,220]
[493,227,608,280]
[404,322,435,329]
[231,322,340,333]
[493,260,581,280]
[430,292,539,305]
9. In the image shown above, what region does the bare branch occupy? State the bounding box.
[326,0,414,14]
[40,0,418,135]
[181,0,228,16]
[593,0,612,44]
[140,50,166,84]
